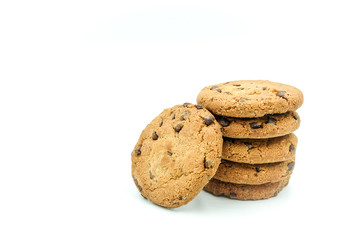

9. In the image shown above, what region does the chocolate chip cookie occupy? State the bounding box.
[204,177,290,200]
[216,111,300,139]
[213,158,295,185]
[197,80,303,118]
[222,133,298,164]
[131,103,223,208]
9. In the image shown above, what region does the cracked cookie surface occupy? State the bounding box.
[216,111,300,139]
[204,177,290,200]
[213,158,295,185]
[197,80,303,118]
[131,103,223,208]
[222,133,297,164]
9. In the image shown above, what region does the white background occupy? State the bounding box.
[1,1,359,239]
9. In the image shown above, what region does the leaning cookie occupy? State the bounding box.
[131,103,223,208]
[216,111,300,139]
[197,80,303,118]
[222,133,297,164]
[213,158,295,185]
[204,177,290,200]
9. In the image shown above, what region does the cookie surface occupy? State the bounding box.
[131,103,223,208]
[213,158,295,185]
[204,177,290,200]
[222,133,297,164]
[197,80,303,118]
[216,111,300,139]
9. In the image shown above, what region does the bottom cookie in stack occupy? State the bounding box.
[204,177,290,200]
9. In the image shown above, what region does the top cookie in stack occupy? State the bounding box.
[197,80,303,139]
[198,80,303,200]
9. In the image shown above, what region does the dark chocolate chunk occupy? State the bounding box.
[215,88,222,93]
[293,114,299,120]
[159,118,164,127]
[250,122,263,129]
[204,115,215,126]
[233,84,241,86]
[230,192,237,197]
[244,142,254,150]
[133,177,143,192]
[152,131,158,140]
[218,117,230,127]
[171,112,176,119]
[266,117,277,125]
[180,111,190,121]
[255,167,261,173]
[276,91,287,99]
[262,87,267,90]
[204,158,213,168]
[178,196,183,200]
[195,104,203,109]
[175,123,184,132]
[287,162,295,172]
[289,144,296,152]
[167,151,173,156]
[134,146,142,155]
[183,102,191,107]
[210,86,219,90]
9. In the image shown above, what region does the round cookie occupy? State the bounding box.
[197,80,303,118]
[213,158,295,185]
[222,133,298,164]
[204,177,290,200]
[131,103,223,208]
[216,111,300,139]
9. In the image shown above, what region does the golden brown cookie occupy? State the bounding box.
[222,133,297,164]
[204,177,290,200]
[131,103,223,208]
[216,111,300,139]
[213,158,295,185]
[197,80,303,118]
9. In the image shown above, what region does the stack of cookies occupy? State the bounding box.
[197,80,303,200]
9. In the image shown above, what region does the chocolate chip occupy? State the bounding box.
[244,142,254,150]
[152,131,158,140]
[134,146,142,155]
[159,118,164,127]
[210,97,214,102]
[215,88,222,93]
[180,111,190,121]
[218,117,230,127]
[262,87,267,90]
[171,112,176,119]
[167,151,173,156]
[255,167,261,173]
[183,102,191,107]
[287,162,295,172]
[223,82,230,85]
[239,97,249,102]
[210,86,219,90]
[289,144,296,152]
[293,114,299,120]
[233,84,241,86]
[224,92,232,95]
[266,117,277,125]
[196,104,203,109]
[250,122,263,129]
[178,196,183,200]
[204,115,215,126]
[175,123,184,132]
[230,192,237,197]
[133,177,143,192]
[204,158,213,168]
[276,91,287,99]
